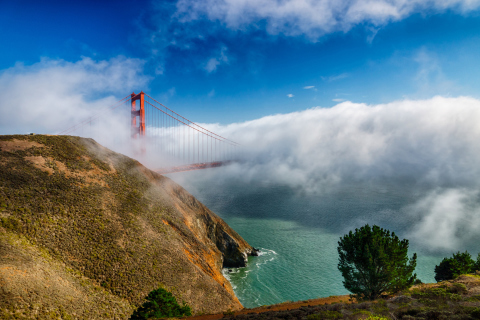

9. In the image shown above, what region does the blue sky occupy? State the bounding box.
[1,0,480,127]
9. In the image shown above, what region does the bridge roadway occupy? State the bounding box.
[155,160,233,174]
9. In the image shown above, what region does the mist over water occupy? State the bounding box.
[169,170,448,307]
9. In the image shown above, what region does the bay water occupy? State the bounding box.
[169,171,455,308]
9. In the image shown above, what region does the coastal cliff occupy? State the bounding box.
[0,135,255,319]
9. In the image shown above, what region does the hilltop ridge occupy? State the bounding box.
[0,135,255,319]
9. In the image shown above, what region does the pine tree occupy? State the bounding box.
[338,224,417,300]
[130,288,192,320]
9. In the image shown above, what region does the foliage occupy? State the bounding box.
[306,310,343,319]
[411,286,462,301]
[337,224,417,301]
[434,251,476,282]
[475,253,480,271]
[129,288,192,320]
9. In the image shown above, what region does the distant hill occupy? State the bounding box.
[0,135,256,319]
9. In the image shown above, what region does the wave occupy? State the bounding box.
[222,247,280,307]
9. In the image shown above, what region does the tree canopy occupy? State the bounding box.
[434,251,480,282]
[129,288,192,320]
[337,224,417,300]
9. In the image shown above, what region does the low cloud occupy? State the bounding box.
[215,96,480,190]
[287,93,294,98]
[405,188,480,252]
[303,86,315,89]
[184,96,480,252]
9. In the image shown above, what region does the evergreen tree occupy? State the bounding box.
[338,224,417,300]
[434,251,476,282]
[130,288,192,320]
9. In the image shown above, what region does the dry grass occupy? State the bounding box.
[0,134,254,319]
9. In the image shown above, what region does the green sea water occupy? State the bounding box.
[169,172,454,308]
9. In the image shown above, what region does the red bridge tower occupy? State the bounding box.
[131,91,145,138]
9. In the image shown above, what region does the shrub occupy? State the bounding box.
[306,310,343,320]
[434,251,475,282]
[129,288,192,320]
[337,224,417,301]
[411,286,464,302]
[471,307,480,318]
[449,283,468,294]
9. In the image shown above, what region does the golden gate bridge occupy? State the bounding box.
[58,92,239,174]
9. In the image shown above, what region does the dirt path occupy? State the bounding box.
[186,295,352,320]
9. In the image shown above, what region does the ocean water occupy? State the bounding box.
[169,171,452,308]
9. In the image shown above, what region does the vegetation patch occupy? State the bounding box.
[129,288,192,319]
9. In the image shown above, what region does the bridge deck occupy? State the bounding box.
[155,161,233,174]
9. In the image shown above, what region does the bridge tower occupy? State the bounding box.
[131,91,145,138]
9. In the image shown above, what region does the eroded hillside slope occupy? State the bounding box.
[0,135,255,319]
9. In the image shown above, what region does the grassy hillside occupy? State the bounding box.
[0,135,254,319]
[215,275,480,320]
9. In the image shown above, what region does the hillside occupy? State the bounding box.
[190,275,480,320]
[0,135,256,319]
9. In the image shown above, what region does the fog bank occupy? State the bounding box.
[174,96,480,252]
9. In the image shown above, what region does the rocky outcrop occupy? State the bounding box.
[166,181,257,268]
[0,135,255,319]
[206,214,258,268]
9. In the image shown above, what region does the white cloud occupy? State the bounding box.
[413,47,457,97]
[175,0,480,39]
[0,56,149,135]
[406,188,480,251]
[204,46,229,73]
[287,93,294,98]
[332,98,345,102]
[205,58,221,73]
[185,95,480,251]
[366,26,380,43]
[322,73,350,82]
[303,86,315,89]
[205,96,480,190]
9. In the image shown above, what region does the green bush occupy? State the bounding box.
[337,224,417,301]
[129,288,192,320]
[434,251,476,282]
